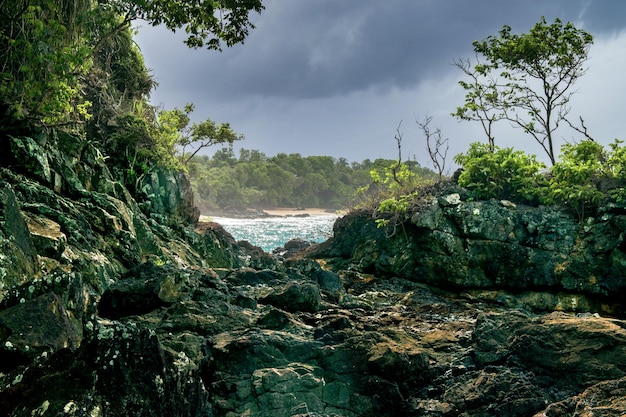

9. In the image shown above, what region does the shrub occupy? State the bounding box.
[605,139,626,203]
[374,192,415,229]
[543,140,626,217]
[453,142,546,203]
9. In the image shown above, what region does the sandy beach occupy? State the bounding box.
[199,207,341,221]
[262,208,339,217]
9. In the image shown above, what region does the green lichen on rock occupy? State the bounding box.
[312,195,626,310]
[0,184,38,299]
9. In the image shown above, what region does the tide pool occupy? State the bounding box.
[212,215,338,252]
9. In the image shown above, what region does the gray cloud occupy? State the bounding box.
[154,0,618,99]
[135,0,626,164]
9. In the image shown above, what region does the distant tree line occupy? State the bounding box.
[187,147,437,213]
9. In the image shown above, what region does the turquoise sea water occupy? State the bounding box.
[212,215,338,253]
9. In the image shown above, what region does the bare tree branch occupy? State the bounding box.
[416,115,449,180]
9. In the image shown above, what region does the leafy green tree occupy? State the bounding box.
[212,146,238,167]
[211,169,245,209]
[157,103,244,166]
[0,0,93,125]
[104,0,264,50]
[91,99,243,189]
[455,17,593,164]
[265,163,295,205]
[1,0,264,126]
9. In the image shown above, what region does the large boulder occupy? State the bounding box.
[139,169,200,227]
[0,292,81,368]
[259,281,322,313]
[535,377,626,416]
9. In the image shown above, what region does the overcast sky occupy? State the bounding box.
[134,0,626,169]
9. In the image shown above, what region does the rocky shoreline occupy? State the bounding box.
[1,130,626,416]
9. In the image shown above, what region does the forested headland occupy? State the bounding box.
[187,148,438,213]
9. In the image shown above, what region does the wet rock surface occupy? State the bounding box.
[2,130,626,416]
[7,257,626,416]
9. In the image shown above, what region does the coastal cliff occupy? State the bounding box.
[2,131,626,416]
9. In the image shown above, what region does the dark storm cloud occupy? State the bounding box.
[578,1,626,32]
[146,0,620,101]
[134,0,626,163]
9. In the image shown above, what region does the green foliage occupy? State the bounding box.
[0,1,93,125]
[187,151,412,212]
[354,158,437,235]
[542,140,626,218]
[370,162,413,193]
[104,104,155,187]
[1,0,263,163]
[99,99,244,190]
[454,142,546,202]
[456,17,593,164]
[366,160,435,195]
[361,158,438,235]
[106,0,264,50]
[546,141,605,208]
[167,104,244,166]
[454,139,626,221]
[476,17,592,77]
[606,140,626,181]
[374,192,416,229]
[88,14,155,102]
[606,140,626,203]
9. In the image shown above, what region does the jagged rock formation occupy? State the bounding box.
[2,131,626,416]
[0,130,259,416]
[311,193,626,315]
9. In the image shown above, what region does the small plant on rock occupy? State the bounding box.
[374,192,416,229]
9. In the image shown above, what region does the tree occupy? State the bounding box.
[155,103,243,166]
[104,0,264,50]
[0,0,265,125]
[452,58,502,150]
[455,17,593,164]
